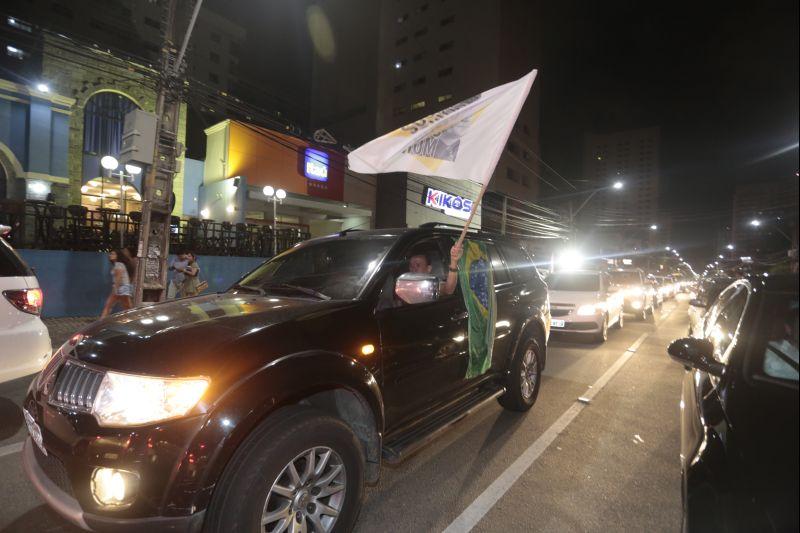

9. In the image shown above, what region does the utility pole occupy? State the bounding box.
[134,0,203,304]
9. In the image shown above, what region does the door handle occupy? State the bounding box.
[451,311,469,321]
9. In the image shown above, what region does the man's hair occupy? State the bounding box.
[409,252,432,266]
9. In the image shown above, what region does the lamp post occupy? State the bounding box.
[567,180,624,239]
[263,185,286,256]
[101,156,142,247]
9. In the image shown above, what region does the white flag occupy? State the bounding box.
[348,69,537,185]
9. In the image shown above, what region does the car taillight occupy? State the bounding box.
[3,288,43,315]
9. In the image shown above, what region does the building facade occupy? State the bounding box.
[201,120,374,238]
[582,126,661,251]
[372,0,542,230]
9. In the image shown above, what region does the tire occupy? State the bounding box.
[639,304,648,321]
[594,316,608,343]
[499,336,542,412]
[204,406,365,533]
[613,311,624,329]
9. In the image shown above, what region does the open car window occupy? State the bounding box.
[759,293,799,382]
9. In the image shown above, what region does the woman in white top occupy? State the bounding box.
[101,249,135,317]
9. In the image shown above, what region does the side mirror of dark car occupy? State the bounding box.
[689,299,706,308]
[395,273,440,305]
[667,337,723,376]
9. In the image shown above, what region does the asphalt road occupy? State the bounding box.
[0,298,689,532]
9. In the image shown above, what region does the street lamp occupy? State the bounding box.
[650,224,658,230]
[726,243,734,250]
[750,219,761,227]
[263,185,287,256]
[612,181,624,190]
[101,156,142,247]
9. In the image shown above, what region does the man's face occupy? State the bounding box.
[409,255,432,274]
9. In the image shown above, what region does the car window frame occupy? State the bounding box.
[704,281,752,370]
[486,242,512,288]
[743,289,800,391]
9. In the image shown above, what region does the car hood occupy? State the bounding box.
[72,292,354,377]
[548,290,600,306]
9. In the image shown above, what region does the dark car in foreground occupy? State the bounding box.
[22,225,550,532]
[667,274,798,532]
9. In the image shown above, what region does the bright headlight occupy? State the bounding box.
[92,372,209,427]
[577,304,598,315]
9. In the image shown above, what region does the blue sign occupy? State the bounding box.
[304,148,329,182]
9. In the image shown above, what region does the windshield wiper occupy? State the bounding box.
[231,283,265,295]
[263,283,331,300]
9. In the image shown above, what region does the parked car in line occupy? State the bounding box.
[22,225,550,532]
[609,268,656,320]
[688,275,733,337]
[654,275,676,300]
[546,269,624,342]
[1,226,52,384]
[667,274,798,532]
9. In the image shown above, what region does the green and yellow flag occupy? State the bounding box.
[458,240,496,378]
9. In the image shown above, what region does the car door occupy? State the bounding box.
[377,236,470,429]
[485,242,516,374]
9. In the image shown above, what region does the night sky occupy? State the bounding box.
[539,0,799,264]
[201,0,799,266]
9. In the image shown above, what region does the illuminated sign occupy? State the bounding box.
[304,148,329,182]
[422,186,473,220]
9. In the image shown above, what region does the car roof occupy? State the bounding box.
[304,226,524,245]
[547,269,601,275]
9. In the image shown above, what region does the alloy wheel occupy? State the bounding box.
[520,346,539,400]
[261,447,347,533]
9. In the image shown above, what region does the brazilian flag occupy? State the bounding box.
[458,240,496,378]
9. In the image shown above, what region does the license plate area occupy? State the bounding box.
[551,319,566,328]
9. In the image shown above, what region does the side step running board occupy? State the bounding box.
[382,387,506,465]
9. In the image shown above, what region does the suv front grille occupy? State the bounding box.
[48,361,104,412]
[33,443,74,497]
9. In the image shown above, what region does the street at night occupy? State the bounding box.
[1,0,798,532]
[1,300,688,532]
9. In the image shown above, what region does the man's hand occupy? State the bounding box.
[450,243,463,268]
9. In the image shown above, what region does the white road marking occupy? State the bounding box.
[0,441,24,458]
[443,308,681,533]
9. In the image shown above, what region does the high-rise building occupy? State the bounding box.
[372,0,543,229]
[582,126,661,251]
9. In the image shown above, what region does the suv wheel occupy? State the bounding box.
[205,407,365,533]
[499,337,542,412]
[639,304,648,321]
[595,316,609,343]
[613,311,624,329]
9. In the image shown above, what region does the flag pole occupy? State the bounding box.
[455,179,491,248]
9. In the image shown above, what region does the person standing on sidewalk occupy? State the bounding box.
[180,251,202,297]
[167,250,189,298]
[101,249,135,317]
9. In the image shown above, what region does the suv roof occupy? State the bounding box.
[0,237,33,277]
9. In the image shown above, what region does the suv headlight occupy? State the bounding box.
[92,372,209,427]
[577,303,601,315]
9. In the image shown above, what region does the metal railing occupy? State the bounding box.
[0,199,310,257]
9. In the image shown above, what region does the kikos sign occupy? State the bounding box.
[423,186,474,220]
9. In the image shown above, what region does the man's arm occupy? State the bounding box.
[442,243,463,296]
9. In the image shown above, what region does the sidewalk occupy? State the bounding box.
[43,317,96,347]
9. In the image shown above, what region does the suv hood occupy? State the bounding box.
[72,292,352,376]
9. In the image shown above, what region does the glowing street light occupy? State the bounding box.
[612,181,624,190]
[100,155,119,171]
[36,83,49,93]
[726,243,734,250]
[124,164,142,175]
[665,246,671,251]
[650,224,658,230]
[750,219,761,227]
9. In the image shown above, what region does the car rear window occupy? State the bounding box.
[0,237,33,277]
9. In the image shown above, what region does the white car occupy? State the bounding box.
[546,270,625,342]
[1,227,52,383]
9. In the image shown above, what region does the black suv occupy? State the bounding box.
[22,225,550,532]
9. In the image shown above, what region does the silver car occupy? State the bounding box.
[546,270,624,342]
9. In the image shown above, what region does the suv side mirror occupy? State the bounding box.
[395,273,439,305]
[667,337,723,376]
[689,299,706,308]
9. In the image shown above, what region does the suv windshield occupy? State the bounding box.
[610,271,641,286]
[236,236,395,300]
[547,273,599,292]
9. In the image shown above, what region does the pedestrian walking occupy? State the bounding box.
[100,249,135,317]
[167,250,189,298]
[180,250,202,297]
